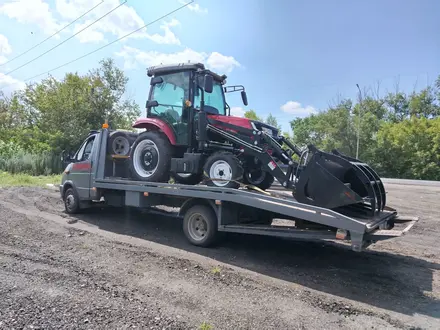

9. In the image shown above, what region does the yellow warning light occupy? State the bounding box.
[102,119,109,129]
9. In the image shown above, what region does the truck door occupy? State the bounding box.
[70,134,96,199]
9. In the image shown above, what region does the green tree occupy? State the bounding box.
[244,109,262,121]
[2,58,140,152]
[265,113,282,130]
[375,117,440,179]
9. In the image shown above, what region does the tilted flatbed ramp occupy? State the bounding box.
[92,178,418,252]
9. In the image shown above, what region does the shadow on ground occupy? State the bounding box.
[74,206,439,319]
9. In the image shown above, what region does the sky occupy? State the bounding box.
[0,0,439,133]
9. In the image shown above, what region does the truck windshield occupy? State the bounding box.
[194,80,226,116]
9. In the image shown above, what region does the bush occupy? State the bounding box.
[0,144,63,176]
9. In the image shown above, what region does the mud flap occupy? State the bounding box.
[294,147,386,217]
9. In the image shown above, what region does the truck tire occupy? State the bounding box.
[243,169,275,190]
[107,131,131,156]
[129,131,172,182]
[183,204,218,247]
[203,152,243,189]
[64,187,80,214]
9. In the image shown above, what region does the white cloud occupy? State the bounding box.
[230,107,245,117]
[0,73,25,92]
[0,34,12,56]
[55,0,180,44]
[1,0,182,45]
[0,34,12,64]
[72,19,106,43]
[0,0,62,36]
[206,52,241,73]
[0,34,24,92]
[178,0,208,14]
[115,46,241,74]
[280,101,317,117]
[146,19,181,45]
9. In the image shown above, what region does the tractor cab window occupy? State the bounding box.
[194,80,226,116]
[150,72,190,124]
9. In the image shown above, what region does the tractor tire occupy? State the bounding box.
[129,131,172,182]
[203,152,243,189]
[107,131,131,156]
[172,173,203,185]
[242,169,275,190]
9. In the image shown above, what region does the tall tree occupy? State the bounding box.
[244,109,262,121]
[4,58,140,152]
[265,113,282,130]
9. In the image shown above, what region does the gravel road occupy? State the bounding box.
[0,183,439,329]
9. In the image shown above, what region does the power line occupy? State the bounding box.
[4,0,127,76]
[0,1,104,67]
[23,0,195,83]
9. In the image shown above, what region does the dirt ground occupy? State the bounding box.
[0,183,439,329]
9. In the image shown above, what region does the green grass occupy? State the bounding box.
[211,266,221,275]
[0,171,62,187]
[199,322,213,330]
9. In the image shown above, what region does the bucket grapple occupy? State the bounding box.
[293,146,386,218]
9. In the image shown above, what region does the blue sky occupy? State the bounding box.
[0,0,439,133]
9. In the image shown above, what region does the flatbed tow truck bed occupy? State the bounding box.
[60,127,418,253]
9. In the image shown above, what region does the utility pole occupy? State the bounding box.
[355,84,362,159]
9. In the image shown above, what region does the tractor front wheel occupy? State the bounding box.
[129,131,172,182]
[203,152,243,189]
[243,169,275,190]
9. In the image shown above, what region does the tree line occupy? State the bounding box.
[0,58,140,175]
[247,77,440,180]
[0,58,439,180]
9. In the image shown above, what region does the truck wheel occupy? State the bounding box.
[243,169,275,190]
[129,131,172,182]
[172,173,202,185]
[64,187,80,214]
[183,205,218,247]
[107,131,131,156]
[203,152,243,189]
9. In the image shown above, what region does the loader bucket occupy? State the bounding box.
[294,147,386,218]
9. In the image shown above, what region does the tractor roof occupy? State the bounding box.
[146,62,227,83]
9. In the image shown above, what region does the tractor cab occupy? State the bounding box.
[133,63,249,148]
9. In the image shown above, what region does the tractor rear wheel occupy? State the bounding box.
[129,131,172,182]
[203,152,243,189]
[243,169,274,190]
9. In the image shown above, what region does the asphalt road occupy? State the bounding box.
[0,182,439,329]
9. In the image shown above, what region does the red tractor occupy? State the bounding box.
[129,62,387,217]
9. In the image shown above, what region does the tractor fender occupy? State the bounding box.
[132,118,176,145]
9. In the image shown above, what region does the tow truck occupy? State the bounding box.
[59,123,418,252]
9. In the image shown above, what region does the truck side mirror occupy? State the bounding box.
[204,74,213,93]
[241,91,248,106]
